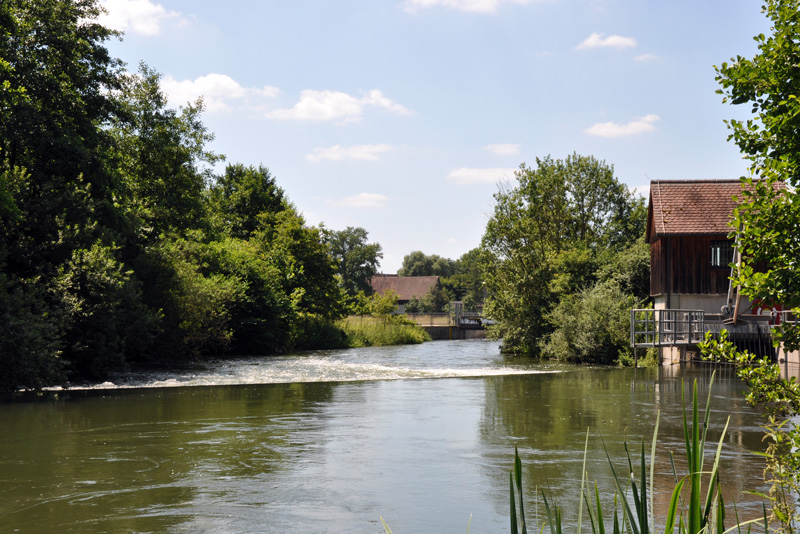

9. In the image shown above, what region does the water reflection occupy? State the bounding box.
[480,364,768,529]
[0,343,771,533]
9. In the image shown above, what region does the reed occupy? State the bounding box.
[382,372,768,533]
[511,372,765,534]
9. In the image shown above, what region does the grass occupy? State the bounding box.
[337,315,431,348]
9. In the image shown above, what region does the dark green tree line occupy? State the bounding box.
[0,0,357,390]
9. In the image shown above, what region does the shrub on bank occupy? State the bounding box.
[338,316,431,347]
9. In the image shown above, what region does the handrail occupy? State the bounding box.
[630,309,706,348]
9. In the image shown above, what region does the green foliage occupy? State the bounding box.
[369,290,399,324]
[709,6,800,528]
[324,226,383,297]
[290,314,349,351]
[715,0,800,185]
[0,273,66,390]
[543,280,638,365]
[701,330,800,531]
[109,64,221,243]
[418,285,449,313]
[405,295,422,313]
[207,163,286,239]
[715,0,800,351]
[338,316,430,347]
[481,154,647,361]
[146,236,247,357]
[254,207,346,320]
[55,241,158,379]
[398,251,454,277]
[0,0,416,390]
[441,248,487,310]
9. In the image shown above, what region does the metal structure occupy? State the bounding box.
[630,309,706,348]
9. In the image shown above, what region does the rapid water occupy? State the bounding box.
[0,340,769,533]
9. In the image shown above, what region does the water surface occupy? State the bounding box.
[0,340,768,533]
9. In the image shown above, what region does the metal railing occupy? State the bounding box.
[630,309,706,348]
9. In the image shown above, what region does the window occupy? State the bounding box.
[710,240,734,269]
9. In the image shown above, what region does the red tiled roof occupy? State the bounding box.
[646,179,785,241]
[370,275,440,301]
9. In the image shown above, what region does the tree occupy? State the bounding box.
[398,251,454,277]
[108,64,221,244]
[369,290,399,325]
[254,207,346,320]
[441,248,486,310]
[715,0,800,352]
[324,226,383,297]
[705,1,800,529]
[481,155,644,357]
[207,164,286,240]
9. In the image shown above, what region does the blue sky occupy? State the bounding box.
[98,0,768,273]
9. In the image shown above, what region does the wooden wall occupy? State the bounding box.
[650,235,732,296]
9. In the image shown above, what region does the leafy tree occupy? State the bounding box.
[207,164,286,240]
[398,251,454,277]
[254,207,346,320]
[543,280,638,364]
[324,226,383,297]
[441,248,486,310]
[108,64,221,245]
[418,286,449,313]
[405,295,422,313]
[369,289,399,325]
[703,1,800,529]
[481,155,645,357]
[715,0,800,335]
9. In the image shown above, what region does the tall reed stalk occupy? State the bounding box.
[382,372,767,534]
[510,372,766,534]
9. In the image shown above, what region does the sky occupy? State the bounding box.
[97,0,769,273]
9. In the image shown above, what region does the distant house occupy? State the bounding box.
[370,274,440,313]
[637,178,794,363]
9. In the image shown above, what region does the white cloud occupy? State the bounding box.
[447,167,516,185]
[403,0,537,13]
[584,114,660,138]
[325,193,389,208]
[634,53,658,62]
[99,0,184,36]
[484,143,520,155]
[161,73,280,113]
[306,144,393,162]
[266,90,412,123]
[575,32,637,50]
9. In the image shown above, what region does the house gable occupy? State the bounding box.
[646,178,784,301]
[370,274,440,303]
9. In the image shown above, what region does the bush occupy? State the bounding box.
[542,280,639,365]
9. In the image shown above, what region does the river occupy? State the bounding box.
[0,340,770,533]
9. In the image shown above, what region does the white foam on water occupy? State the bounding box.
[54,360,559,390]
